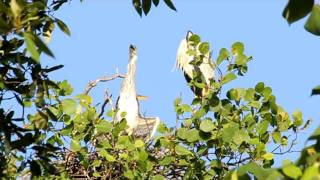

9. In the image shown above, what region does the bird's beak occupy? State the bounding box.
[137,94,149,101]
[186,30,194,40]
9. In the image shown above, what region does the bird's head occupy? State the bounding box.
[186,31,194,42]
[129,44,137,57]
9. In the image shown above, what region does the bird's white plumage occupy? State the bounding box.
[114,45,161,140]
[115,45,139,135]
[176,31,215,96]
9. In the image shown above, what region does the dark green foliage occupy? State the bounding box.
[133,0,176,17]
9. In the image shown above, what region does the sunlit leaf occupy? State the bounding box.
[222,73,237,84]
[152,175,165,180]
[198,42,210,54]
[134,139,145,148]
[23,32,39,62]
[262,152,274,160]
[256,120,269,135]
[216,48,230,65]
[200,119,215,132]
[186,129,199,142]
[231,42,244,55]
[282,163,302,179]
[305,5,320,36]
[61,98,77,115]
[70,139,81,151]
[175,145,193,156]
[56,18,71,36]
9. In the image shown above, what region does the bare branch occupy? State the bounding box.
[84,71,125,95]
[98,90,113,118]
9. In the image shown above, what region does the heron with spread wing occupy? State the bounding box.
[176,31,215,97]
[114,45,160,140]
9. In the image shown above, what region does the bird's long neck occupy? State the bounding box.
[121,55,137,96]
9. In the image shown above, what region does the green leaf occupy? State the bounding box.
[255,82,265,93]
[301,164,320,180]
[282,163,302,179]
[70,139,81,151]
[216,48,230,65]
[222,125,237,143]
[124,170,134,179]
[305,5,320,36]
[142,0,151,15]
[181,104,192,112]
[100,149,116,162]
[92,160,102,167]
[152,175,165,180]
[163,0,176,11]
[233,129,250,145]
[231,42,244,55]
[244,88,255,101]
[133,0,142,16]
[262,152,274,160]
[159,156,175,166]
[308,126,320,140]
[134,139,145,148]
[186,129,199,142]
[138,150,148,161]
[222,73,237,84]
[58,80,74,96]
[93,172,101,177]
[23,32,39,62]
[237,162,271,180]
[256,120,269,135]
[272,131,281,143]
[175,145,193,156]
[198,42,210,54]
[56,18,71,36]
[96,121,113,133]
[261,87,272,99]
[282,0,314,24]
[200,120,215,133]
[188,34,201,46]
[235,54,247,65]
[115,136,132,150]
[311,85,320,95]
[177,128,187,140]
[292,110,303,127]
[61,98,77,115]
[152,0,159,6]
[24,32,55,60]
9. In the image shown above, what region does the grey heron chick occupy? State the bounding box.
[176,31,215,97]
[115,45,139,135]
[134,116,160,141]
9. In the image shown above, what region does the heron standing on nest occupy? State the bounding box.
[115,45,139,135]
[176,31,215,97]
[115,45,160,140]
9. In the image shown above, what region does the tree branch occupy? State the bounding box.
[84,71,125,95]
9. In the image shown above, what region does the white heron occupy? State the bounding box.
[176,31,215,97]
[115,45,160,140]
[115,45,139,135]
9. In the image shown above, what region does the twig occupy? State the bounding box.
[98,90,113,118]
[84,71,125,95]
[226,156,251,166]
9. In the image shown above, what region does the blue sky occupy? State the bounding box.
[45,0,320,164]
